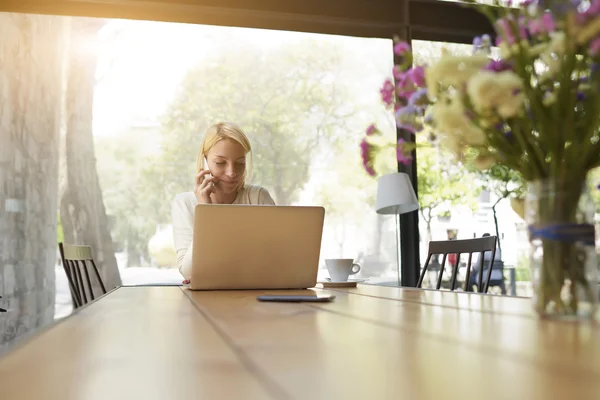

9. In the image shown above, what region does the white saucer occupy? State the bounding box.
[317,279,367,288]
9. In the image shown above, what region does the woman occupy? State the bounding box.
[171,122,275,283]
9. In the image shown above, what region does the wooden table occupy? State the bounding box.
[0,285,599,400]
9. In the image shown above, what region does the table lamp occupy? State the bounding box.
[376,172,419,215]
[375,172,419,283]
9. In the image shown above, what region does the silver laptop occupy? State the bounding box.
[190,204,325,290]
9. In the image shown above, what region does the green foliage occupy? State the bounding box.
[148,38,355,210]
[95,127,163,263]
[417,144,480,229]
[96,35,379,263]
[313,145,378,219]
[471,162,526,203]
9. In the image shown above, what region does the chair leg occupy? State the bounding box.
[483,264,494,294]
[417,254,433,288]
[90,259,107,294]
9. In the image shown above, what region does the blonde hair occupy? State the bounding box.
[196,122,253,189]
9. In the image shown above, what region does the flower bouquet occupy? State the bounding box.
[363,0,600,319]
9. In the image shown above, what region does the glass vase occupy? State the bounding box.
[525,178,599,320]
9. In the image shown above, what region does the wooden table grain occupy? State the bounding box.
[0,285,599,400]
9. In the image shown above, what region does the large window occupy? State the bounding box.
[92,20,399,287]
[412,39,531,297]
[0,12,399,354]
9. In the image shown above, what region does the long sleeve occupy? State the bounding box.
[171,193,195,280]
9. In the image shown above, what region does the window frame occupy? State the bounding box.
[0,0,495,287]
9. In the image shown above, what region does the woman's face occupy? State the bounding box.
[205,139,247,194]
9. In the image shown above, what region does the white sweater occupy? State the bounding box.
[171,185,276,280]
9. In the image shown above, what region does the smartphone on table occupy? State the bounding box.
[257,294,335,303]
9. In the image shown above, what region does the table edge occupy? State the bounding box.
[0,285,122,359]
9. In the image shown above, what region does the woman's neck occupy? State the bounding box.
[211,190,238,204]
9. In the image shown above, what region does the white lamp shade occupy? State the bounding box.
[375,172,419,215]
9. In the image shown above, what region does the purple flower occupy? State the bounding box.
[396,66,427,99]
[366,124,377,136]
[590,37,600,56]
[576,0,600,23]
[518,16,528,40]
[408,88,429,107]
[393,65,404,80]
[577,91,585,101]
[542,14,555,32]
[394,41,411,56]
[395,105,423,133]
[409,66,426,87]
[529,13,555,36]
[472,35,492,54]
[360,139,376,176]
[496,16,528,45]
[484,60,513,72]
[496,19,516,45]
[380,79,395,106]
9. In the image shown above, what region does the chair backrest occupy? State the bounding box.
[58,242,107,308]
[417,236,497,293]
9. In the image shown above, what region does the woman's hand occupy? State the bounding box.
[194,170,218,204]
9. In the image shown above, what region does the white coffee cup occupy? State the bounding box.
[325,259,361,282]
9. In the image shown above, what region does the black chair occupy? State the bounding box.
[58,242,107,308]
[417,236,498,293]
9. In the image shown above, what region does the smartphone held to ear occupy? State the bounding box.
[203,156,216,188]
[204,157,212,178]
[257,294,335,303]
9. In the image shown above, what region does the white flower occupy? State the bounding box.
[432,97,486,146]
[528,42,548,57]
[549,31,566,55]
[467,70,525,119]
[425,54,489,98]
[536,51,562,83]
[499,42,512,58]
[440,135,464,158]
